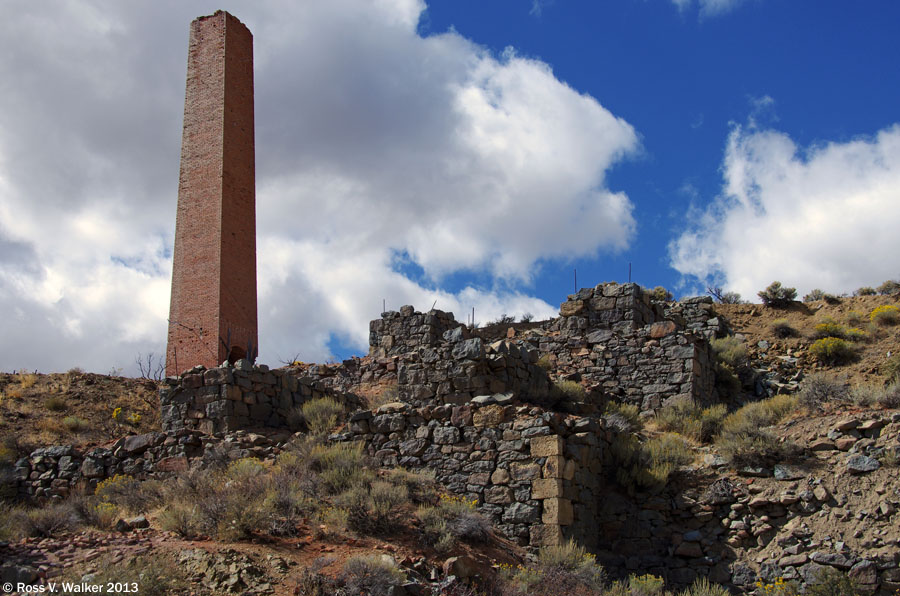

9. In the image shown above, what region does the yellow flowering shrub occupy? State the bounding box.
[870,304,900,326]
[809,337,856,365]
[755,577,800,595]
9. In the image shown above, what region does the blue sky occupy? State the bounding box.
[1,1,898,373]
[419,0,900,302]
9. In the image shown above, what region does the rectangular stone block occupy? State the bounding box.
[542,498,573,525]
[530,524,564,547]
[530,435,564,457]
[473,405,506,428]
[222,384,242,401]
[542,455,565,478]
[531,478,564,500]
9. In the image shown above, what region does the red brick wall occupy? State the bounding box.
[166,11,257,376]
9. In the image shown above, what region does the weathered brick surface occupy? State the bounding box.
[167,11,257,376]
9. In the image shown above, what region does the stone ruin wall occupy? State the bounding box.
[15,402,900,592]
[368,282,721,414]
[368,306,553,407]
[336,401,605,551]
[13,283,900,592]
[534,283,719,412]
[158,361,361,435]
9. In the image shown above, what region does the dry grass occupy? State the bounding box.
[364,384,400,410]
[654,400,727,443]
[0,371,160,448]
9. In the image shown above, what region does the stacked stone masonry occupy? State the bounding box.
[535,283,718,411]
[12,429,293,499]
[15,412,899,592]
[337,401,605,551]
[159,360,361,434]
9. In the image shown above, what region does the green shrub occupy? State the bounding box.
[713,362,742,399]
[507,541,608,595]
[45,395,67,411]
[803,288,826,303]
[62,416,88,432]
[771,319,797,338]
[758,281,797,307]
[870,304,900,326]
[878,383,900,409]
[313,505,350,538]
[798,374,848,410]
[843,327,868,342]
[877,279,900,295]
[708,286,744,304]
[645,433,694,483]
[716,395,800,467]
[69,496,117,530]
[849,384,881,407]
[308,442,369,494]
[681,577,730,596]
[82,553,190,596]
[339,480,408,536]
[881,353,900,382]
[724,394,796,430]
[655,401,727,443]
[845,310,865,327]
[300,397,344,434]
[809,337,856,365]
[157,502,198,537]
[536,354,553,371]
[647,286,674,302]
[225,457,265,482]
[94,474,161,513]
[553,380,586,403]
[710,336,746,399]
[855,286,877,296]
[812,321,847,339]
[710,336,748,368]
[160,465,274,541]
[342,556,406,596]
[627,573,667,594]
[418,493,490,551]
[22,502,76,538]
[537,540,607,591]
[382,468,436,504]
[603,401,642,432]
[611,432,693,491]
[805,567,864,595]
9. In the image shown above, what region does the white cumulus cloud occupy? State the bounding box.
[671,0,746,17]
[670,123,900,300]
[0,1,638,373]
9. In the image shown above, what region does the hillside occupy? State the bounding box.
[1,292,899,595]
[716,293,900,388]
[0,370,160,450]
